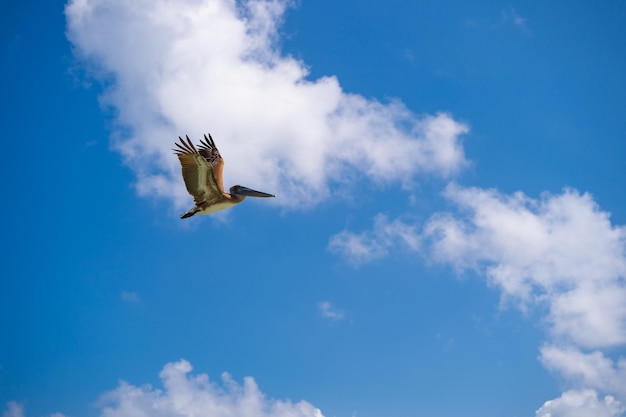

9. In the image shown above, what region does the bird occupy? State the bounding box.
[173,134,275,219]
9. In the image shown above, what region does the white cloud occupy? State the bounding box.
[96,360,323,417]
[540,345,626,397]
[328,214,420,265]
[65,0,468,211]
[330,184,626,408]
[425,185,626,406]
[424,184,626,349]
[535,389,624,417]
[3,361,323,417]
[318,301,345,321]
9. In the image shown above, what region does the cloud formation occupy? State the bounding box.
[540,345,626,398]
[3,361,323,417]
[425,185,626,349]
[97,360,323,417]
[329,184,626,413]
[535,389,624,417]
[65,0,468,210]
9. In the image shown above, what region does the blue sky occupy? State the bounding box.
[2,1,626,417]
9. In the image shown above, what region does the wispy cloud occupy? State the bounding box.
[330,184,626,412]
[464,7,530,36]
[2,403,66,417]
[3,402,24,417]
[499,7,530,34]
[318,301,346,322]
[328,214,420,266]
[65,0,468,211]
[120,291,142,304]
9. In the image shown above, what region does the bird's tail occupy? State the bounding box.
[180,207,199,219]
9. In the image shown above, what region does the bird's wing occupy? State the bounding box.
[173,136,223,204]
[197,134,225,193]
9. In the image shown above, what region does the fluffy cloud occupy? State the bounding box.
[540,345,626,397]
[424,184,626,349]
[3,361,323,417]
[329,184,626,409]
[535,389,624,417]
[329,185,626,349]
[424,185,626,407]
[97,360,323,417]
[65,0,468,210]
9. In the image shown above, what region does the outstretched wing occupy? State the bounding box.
[197,133,225,193]
[173,135,223,205]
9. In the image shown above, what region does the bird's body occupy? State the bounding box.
[174,134,274,218]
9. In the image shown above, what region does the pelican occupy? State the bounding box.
[173,134,275,219]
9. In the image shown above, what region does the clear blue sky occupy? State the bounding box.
[2,1,626,417]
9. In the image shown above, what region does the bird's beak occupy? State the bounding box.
[237,186,275,198]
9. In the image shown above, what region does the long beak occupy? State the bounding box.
[236,186,275,198]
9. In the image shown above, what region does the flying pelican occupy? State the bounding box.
[173,134,275,219]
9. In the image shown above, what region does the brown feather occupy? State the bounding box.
[196,133,225,193]
[173,136,224,205]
